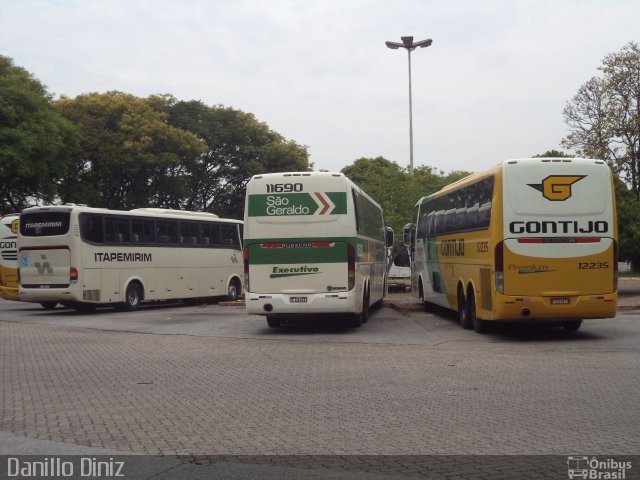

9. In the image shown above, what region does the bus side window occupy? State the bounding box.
[81,214,104,244]
[105,216,129,243]
[157,220,178,243]
[455,207,467,231]
[466,203,479,230]
[478,202,492,228]
[220,224,239,248]
[201,223,220,246]
[180,221,199,245]
[443,208,456,234]
[431,210,444,236]
[132,218,155,243]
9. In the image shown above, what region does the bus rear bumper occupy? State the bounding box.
[493,293,617,321]
[245,290,358,316]
[18,288,80,304]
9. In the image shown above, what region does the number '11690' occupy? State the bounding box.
[266,183,303,193]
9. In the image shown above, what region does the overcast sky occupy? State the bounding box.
[1,0,638,174]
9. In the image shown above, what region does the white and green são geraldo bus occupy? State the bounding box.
[243,172,394,328]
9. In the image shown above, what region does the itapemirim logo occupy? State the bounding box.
[528,175,586,201]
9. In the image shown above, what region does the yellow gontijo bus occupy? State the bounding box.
[405,158,617,332]
[0,213,19,301]
[18,205,243,311]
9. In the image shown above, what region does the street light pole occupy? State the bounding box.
[385,36,432,172]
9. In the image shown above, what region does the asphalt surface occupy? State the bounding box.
[1,280,639,479]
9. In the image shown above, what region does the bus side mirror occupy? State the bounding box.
[403,223,414,247]
[384,227,394,248]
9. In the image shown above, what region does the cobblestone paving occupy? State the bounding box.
[1,318,638,456]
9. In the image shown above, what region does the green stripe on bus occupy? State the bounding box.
[247,192,347,217]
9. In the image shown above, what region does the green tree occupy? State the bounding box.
[0,55,79,213]
[562,42,640,198]
[155,97,311,218]
[341,157,470,250]
[614,176,640,271]
[55,92,205,209]
[342,157,411,248]
[533,150,571,158]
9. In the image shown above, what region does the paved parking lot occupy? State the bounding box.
[1,296,639,463]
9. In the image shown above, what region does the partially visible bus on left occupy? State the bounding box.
[0,213,19,301]
[18,205,243,311]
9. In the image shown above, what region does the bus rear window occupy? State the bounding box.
[20,212,71,236]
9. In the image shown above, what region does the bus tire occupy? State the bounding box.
[227,278,241,301]
[362,288,370,323]
[419,280,430,312]
[266,316,281,328]
[468,290,487,333]
[40,301,58,310]
[124,282,142,311]
[350,289,369,328]
[564,320,582,331]
[458,287,471,329]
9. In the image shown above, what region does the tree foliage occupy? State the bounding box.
[55,91,205,210]
[52,93,311,218]
[341,157,469,250]
[614,176,640,270]
[533,149,571,158]
[0,55,79,213]
[154,96,311,218]
[562,42,640,198]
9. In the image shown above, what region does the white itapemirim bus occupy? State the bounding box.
[243,172,394,328]
[405,157,618,333]
[0,213,19,301]
[18,205,243,311]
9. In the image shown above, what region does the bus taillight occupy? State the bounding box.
[495,241,504,294]
[243,247,250,292]
[348,244,356,290]
[70,267,78,284]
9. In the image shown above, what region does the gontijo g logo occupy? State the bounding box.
[528,175,586,201]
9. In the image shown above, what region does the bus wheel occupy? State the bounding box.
[564,320,582,331]
[420,281,430,312]
[227,278,241,301]
[350,290,369,328]
[458,287,471,329]
[124,282,142,311]
[40,301,58,310]
[468,290,487,333]
[266,316,281,328]
[362,289,370,323]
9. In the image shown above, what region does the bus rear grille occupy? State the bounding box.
[83,290,101,301]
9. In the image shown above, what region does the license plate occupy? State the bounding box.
[550,297,570,305]
[290,296,308,303]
